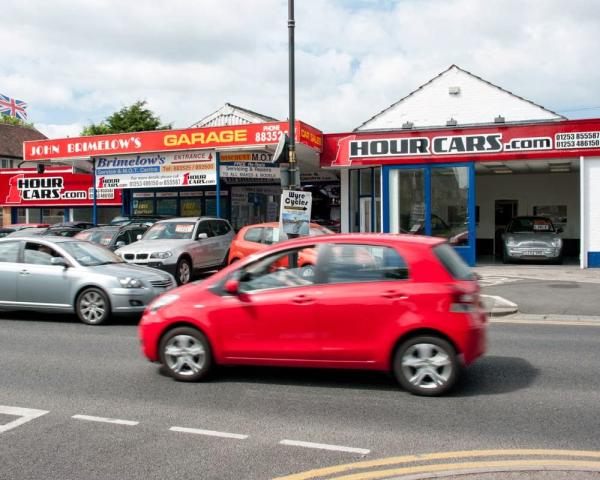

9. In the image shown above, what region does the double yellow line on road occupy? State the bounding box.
[274,449,600,480]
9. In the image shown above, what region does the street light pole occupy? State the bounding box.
[287,0,298,190]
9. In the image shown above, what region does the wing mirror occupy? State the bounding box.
[224,278,240,294]
[556,227,563,234]
[197,232,208,240]
[136,234,143,241]
[51,257,68,268]
[115,241,127,248]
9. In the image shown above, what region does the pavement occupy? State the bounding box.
[475,265,600,321]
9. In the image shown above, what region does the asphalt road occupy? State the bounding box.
[483,279,600,316]
[1,313,599,480]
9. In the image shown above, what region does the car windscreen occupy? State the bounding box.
[143,222,195,240]
[75,229,118,246]
[60,241,124,266]
[433,243,475,281]
[508,217,555,233]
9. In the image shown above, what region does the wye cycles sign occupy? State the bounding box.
[279,190,312,235]
[94,150,216,189]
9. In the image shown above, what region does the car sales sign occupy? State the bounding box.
[0,168,121,207]
[94,150,217,189]
[279,190,312,235]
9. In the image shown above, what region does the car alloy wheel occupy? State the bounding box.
[394,335,458,396]
[176,258,192,285]
[300,264,314,280]
[76,288,110,325]
[159,327,213,382]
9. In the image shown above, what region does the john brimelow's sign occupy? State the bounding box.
[94,150,216,189]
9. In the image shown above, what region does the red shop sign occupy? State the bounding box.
[23,121,323,162]
[0,168,122,207]
[322,118,600,167]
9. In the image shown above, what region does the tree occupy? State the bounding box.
[0,115,36,129]
[81,100,171,135]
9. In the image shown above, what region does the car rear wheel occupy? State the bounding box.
[159,327,213,382]
[176,257,192,285]
[76,287,110,325]
[300,264,314,280]
[393,335,458,396]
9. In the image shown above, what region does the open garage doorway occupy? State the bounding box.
[475,158,580,265]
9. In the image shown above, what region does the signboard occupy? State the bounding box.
[23,120,323,162]
[0,168,121,207]
[322,119,600,167]
[95,150,216,189]
[279,190,312,235]
[220,151,280,180]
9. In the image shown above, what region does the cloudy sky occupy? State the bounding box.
[2,0,599,138]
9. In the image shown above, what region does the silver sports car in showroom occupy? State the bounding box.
[502,216,563,264]
[0,236,175,325]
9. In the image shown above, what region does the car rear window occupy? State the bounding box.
[433,244,475,280]
[244,228,263,243]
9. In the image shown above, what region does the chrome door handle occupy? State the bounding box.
[19,270,30,276]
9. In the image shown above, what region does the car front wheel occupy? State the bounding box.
[76,287,111,325]
[159,327,213,382]
[176,257,192,285]
[393,335,459,396]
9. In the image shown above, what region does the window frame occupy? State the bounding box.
[0,240,22,263]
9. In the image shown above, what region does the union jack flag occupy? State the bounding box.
[0,94,28,120]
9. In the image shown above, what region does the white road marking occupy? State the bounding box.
[279,439,370,455]
[0,405,49,433]
[71,414,138,426]
[169,426,248,439]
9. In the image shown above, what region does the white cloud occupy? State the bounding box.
[1,0,599,137]
[36,123,84,139]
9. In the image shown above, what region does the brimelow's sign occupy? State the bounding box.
[23,121,323,162]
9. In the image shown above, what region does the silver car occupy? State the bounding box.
[0,237,175,325]
[115,217,234,285]
[502,216,563,263]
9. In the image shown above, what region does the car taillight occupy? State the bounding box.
[450,288,478,313]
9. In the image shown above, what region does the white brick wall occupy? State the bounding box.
[358,66,562,131]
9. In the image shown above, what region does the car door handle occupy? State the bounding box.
[19,270,30,276]
[381,290,408,299]
[292,294,314,305]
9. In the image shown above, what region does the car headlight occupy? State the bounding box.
[119,277,143,288]
[148,294,179,313]
[505,237,517,247]
[551,238,562,247]
[150,251,172,259]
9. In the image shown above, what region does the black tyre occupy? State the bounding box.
[175,257,192,285]
[76,287,111,325]
[159,327,213,382]
[393,335,459,396]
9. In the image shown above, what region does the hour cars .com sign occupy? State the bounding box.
[0,168,121,207]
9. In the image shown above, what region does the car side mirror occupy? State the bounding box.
[557,227,563,234]
[136,234,143,241]
[224,278,240,294]
[51,257,68,268]
[115,241,127,248]
[197,232,208,240]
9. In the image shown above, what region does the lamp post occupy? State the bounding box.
[287,0,298,190]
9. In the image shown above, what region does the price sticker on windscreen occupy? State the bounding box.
[175,224,194,233]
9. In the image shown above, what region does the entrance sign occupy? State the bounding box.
[94,150,216,189]
[279,190,312,235]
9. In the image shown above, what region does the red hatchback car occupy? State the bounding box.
[139,234,487,396]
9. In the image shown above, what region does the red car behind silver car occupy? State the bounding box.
[139,233,487,396]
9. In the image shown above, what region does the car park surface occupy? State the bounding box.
[0,236,175,325]
[140,233,487,396]
[116,217,234,285]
